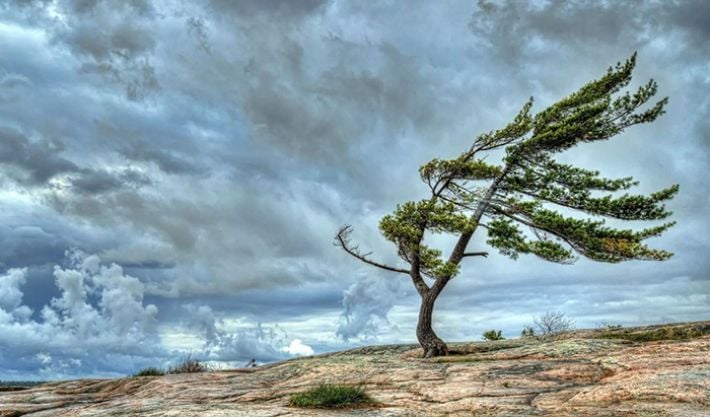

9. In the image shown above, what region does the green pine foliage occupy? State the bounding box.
[482,330,505,341]
[521,326,536,338]
[378,53,676,276]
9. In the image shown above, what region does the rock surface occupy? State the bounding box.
[1,322,709,416]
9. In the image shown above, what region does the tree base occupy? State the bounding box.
[417,294,449,358]
[421,339,449,358]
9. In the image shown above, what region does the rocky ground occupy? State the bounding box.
[1,322,709,416]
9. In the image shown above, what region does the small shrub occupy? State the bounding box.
[168,355,209,374]
[482,329,505,341]
[534,311,574,338]
[133,367,165,377]
[520,326,535,338]
[289,384,375,408]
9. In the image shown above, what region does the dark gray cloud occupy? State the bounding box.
[207,0,327,18]
[0,226,67,270]
[69,168,151,194]
[0,126,151,194]
[0,0,708,379]
[0,70,31,102]
[0,127,77,186]
[49,0,160,101]
[470,0,710,60]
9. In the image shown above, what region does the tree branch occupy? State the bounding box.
[490,207,582,255]
[446,164,515,266]
[407,231,432,297]
[334,225,410,274]
[425,165,515,299]
[462,251,489,258]
[409,265,430,297]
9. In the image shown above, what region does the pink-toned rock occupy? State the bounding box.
[1,322,709,416]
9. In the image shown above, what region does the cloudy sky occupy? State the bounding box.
[0,0,708,380]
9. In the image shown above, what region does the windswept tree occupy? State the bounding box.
[335,54,678,357]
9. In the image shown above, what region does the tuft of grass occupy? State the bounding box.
[595,326,705,342]
[133,367,165,377]
[289,384,375,409]
[168,356,210,374]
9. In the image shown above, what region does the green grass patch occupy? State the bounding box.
[289,384,375,408]
[132,367,165,377]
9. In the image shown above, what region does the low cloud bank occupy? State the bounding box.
[184,304,314,364]
[0,252,312,380]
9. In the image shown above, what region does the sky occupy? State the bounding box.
[0,0,708,380]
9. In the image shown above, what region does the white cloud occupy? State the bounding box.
[0,251,163,379]
[282,339,314,356]
[0,267,27,311]
[337,274,406,342]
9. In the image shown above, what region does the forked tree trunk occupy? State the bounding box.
[416,293,448,357]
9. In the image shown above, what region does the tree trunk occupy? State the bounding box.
[416,293,448,357]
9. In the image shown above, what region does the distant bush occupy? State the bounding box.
[534,311,574,338]
[168,355,210,374]
[133,367,165,377]
[595,321,623,330]
[0,381,45,392]
[520,326,535,338]
[596,326,705,342]
[482,329,505,341]
[289,384,374,408]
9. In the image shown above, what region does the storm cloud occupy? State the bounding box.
[0,0,708,379]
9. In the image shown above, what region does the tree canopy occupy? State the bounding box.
[340,53,677,284]
[336,53,677,357]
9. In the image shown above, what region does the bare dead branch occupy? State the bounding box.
[334,225,410,274]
